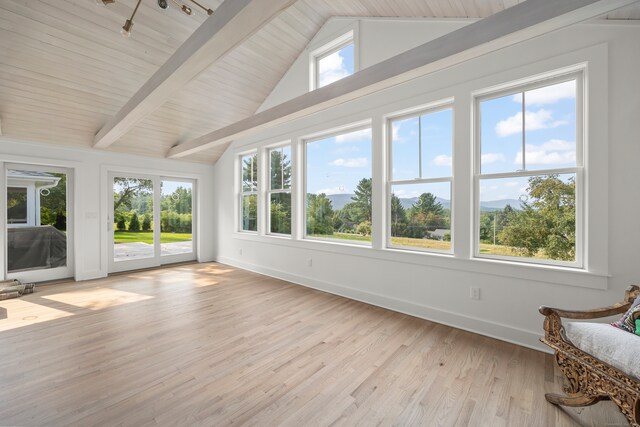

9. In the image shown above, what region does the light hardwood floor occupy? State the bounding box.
[0,263,628,426]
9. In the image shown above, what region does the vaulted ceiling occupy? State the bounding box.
[1,0,639,164]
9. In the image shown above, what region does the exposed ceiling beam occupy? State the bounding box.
[167,0,638,160]
[93,0,297,149]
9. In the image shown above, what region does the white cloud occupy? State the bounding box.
[515,80,576,106]
[539,139,574,152]
[335,128,372,144]
[481,153,506,164]
[330,157,368,168]
[495,109,568,137]
[513,139,576,166]
[318,51,350,87]
[432,154,452,167]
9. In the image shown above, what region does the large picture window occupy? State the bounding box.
[476,75,582,265]
[240,153,258,232]
[388,106,453,252]
[305,126,372,244]
[268,145,292,235]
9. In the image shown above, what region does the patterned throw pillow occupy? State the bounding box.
[612,295,640,335]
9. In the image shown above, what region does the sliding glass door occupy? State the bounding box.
[5,164,74,282]
[109,173,195,273]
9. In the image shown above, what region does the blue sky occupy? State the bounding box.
[161,180,192,196]
[392,108,453,199]
[306,128,372,195]
[318,43,355,87]
[480,79,577,200]
[306,79,576,202]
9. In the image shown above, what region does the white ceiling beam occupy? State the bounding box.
[167,0,638,159]
[93,0,297,149]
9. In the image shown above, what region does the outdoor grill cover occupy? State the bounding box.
[7,226,67,272]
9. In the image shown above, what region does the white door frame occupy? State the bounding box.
[159,177,197,265]
[4,163,75,282]
[108,173,197,274]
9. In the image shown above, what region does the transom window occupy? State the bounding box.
[240,152,258,232]
[268,145,292,235]
[476,74,582,266]
[305,126,372,244]
[388,105,454,252]
[312,32,355,89]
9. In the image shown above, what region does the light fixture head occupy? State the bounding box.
[96,0,115,5]
[181,5,192,15]
[121,19,133,37]
[158,0,168,9]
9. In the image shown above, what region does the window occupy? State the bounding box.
[312,32,355,89]
[388,106,454,252]
[476,75,582,266]
[305,126,372,244]
[268,145,292,235]
[7,187,28,224]
[240,153,258,232]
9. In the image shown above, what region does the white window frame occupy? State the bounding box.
[309,30,356,91]
[473,70,585,268]
[266,143,292,236]
[238,151,258,233]
[302,123,372,246]
[386,101,455,254]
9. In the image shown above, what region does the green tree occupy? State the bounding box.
[128,212,141,232]
[270,150,292,190]
[113,178,153,211]
[306,193,334,235]
[333,202,360,233]
[242,154,258,192]
[356,220,372,236]
[407,193,446,238]
[351,178,372,223]
[270,193,291,234]
[116,217,127,231]
[499,175,575,261]
[390,194,408,237]
[40,173,67,230]
[142,214,152,231]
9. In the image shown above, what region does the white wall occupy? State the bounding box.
[212,18,640,353]
[0,138,215,281]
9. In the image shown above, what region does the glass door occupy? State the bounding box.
[109,174,196,273]
[110,174,158,272]
[5,164,74,282]
[160,179,196,263]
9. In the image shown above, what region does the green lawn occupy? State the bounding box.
[114,231,192,244]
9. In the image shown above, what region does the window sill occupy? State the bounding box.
[232,232,609,290]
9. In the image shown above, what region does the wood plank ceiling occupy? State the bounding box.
[1,0,639,164]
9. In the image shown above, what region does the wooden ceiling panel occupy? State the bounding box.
[0,0,635,164]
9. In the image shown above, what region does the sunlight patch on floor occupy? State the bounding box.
[42,287,153,311]
[0,299,73,332]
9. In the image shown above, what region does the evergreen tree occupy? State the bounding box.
[351,178,372,223]
[390,194,408,237]
[116,217,127,231]
[128,212,141,232]
[142,215,152,231]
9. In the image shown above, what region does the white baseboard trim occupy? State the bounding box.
[216,256,551,354]
[75,270,106,282]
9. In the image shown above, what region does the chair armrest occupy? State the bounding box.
[539,285,640,320]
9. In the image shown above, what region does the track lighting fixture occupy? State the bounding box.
[98,0,214,38]
[121,0,141,38]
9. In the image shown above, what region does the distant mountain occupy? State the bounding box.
[325,194,521,212]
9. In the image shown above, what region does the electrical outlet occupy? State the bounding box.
[239,248,243,256]
[307,258,313,267]
[470,287,481,300]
